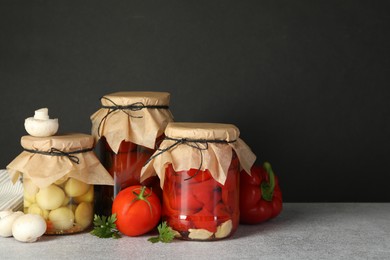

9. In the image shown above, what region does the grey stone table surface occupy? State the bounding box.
[1,203,389,260]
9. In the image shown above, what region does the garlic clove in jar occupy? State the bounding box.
[24,108,59,137]
[12,214,46,243]
[74,185,94,204]
[75,202,93,229]
[49,207,74,230]
[215,220,233,239]
[188,228,214,240]
[36,184,65,210]
[64,178,90,197]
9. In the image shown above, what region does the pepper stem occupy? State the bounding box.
[261,162,275,202]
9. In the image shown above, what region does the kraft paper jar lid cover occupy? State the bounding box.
[91,91,174,153]
[6,133,114,189]
[141,122,257,187]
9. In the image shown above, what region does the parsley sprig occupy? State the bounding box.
[90,214,121,239]
[148,221,175,243]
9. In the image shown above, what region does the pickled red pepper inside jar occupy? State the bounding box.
[6,134,114,234]
[90,91,174,216]
[141,122,256,241]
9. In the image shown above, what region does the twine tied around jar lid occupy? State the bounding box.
[141,122,257,187]
[23,147,94,164]
[144,136,238,181]
[91,91,174,153]
[6,133,114,189]
[97,96,170,138]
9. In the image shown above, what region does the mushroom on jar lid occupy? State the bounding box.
[24,108,59,137]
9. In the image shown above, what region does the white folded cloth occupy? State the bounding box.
[0,169,23,211]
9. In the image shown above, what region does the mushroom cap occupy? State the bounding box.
[12,214,47,242]
[0,211,24,237]
[24,117,59,137]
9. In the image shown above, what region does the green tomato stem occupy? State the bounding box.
[132,186,153,215]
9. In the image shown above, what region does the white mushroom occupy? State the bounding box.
[12,214,46,243]
[0,209,14,220]
[0,211,24,237]
[24,108,59,137]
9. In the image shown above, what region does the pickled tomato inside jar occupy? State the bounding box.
[103,139,162,197]
[162,153,240,240]
[96,138,163,217]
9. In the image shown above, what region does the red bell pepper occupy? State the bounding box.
[239,162,283,224]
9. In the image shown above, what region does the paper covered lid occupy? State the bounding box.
[101,91,170,107]
[141,122,257,187]
[164,122,239,141]
[91,91,174,153]
[6,133,114,189]
[21,133,94,151]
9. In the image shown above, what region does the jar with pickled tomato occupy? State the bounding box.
[91,91,173,216]
[141,122,256,241]
[6,134,114,234]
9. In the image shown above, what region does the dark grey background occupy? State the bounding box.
[1,1,389,202]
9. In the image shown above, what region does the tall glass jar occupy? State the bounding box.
[91,91,173,216]
[141,122,256,241]
[6,134,114,235]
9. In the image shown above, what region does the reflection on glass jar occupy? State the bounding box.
[162,152,240,241]
[7,133,113,235]
[90,91,174,216]
[96,138,162,217]
[23,177,94,234]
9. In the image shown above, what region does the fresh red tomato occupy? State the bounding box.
[141,176,162,200]
[112,185,161,236]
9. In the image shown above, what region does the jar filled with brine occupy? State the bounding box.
[91,91,174,216]
[141,122,256,241]
[6,133,114,234]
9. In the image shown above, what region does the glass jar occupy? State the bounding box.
[97,137,163,216]
[24,176,94,234]
[91,91,173,216]
[6,134,114,235]
[141,122,256,241]
[163,153,240,240]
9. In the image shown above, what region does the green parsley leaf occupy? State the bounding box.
[90,214,121,239]
[148,221,175,243]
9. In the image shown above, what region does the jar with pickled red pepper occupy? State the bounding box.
[141,122,256,241]
[91,91,174,216]
[6,133,114,234]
